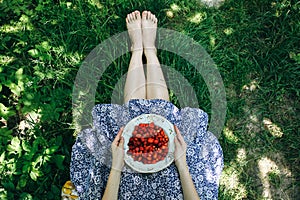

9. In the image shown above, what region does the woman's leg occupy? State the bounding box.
[142,11,169,101]
[124,11,146,103]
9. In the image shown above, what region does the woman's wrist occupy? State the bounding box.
[111,166,122,174]
[175,159,188,172]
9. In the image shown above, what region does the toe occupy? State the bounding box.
[132,13,136,20]
[152,16,156,24]
[151,14,155,22]
[145,11,149,20]
[132,12,136,20]
[135,11,141,20]
[142,11,147,20]
[129,13,134,21]
[126,14,130,23]
[147,11,151,20]
[130,13,134,22]
[134,11,139,20]
[153,15,157,23]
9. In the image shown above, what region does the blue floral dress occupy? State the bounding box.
[70,99,223,199]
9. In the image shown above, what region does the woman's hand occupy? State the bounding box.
[103,127,124,200]
[174,125,187,168]
[111,127,125,171]
[174,125,200,200]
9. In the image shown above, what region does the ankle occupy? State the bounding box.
[144,48,157,57]
[131,49,143,56]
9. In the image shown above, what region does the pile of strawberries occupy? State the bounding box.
[127,122,169,164]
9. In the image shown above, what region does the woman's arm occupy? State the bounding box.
[102,169,122,200]
[174,126,200,200]
[102,127,124,200]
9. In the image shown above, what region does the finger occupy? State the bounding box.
[118,136,124,147]
[174,125,184,141]
[113,127,124,144]
[174,133,182,146]
[174,125,180,134]
[117,127,124,137]
[174,125,182,139]
[174,135,178,144]
[174,125,181,144]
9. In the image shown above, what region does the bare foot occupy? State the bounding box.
[142,11,157,54]
[126,11,143,52]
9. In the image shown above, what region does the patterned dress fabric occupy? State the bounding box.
[70,99,223,199]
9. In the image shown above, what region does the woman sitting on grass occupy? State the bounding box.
[69,10,223,200]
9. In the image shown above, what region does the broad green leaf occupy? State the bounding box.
[0,152,5,173]
[52,155,65,170]
[54,135,63,146]
[43,155,51,163]
[22,140,31,152]
[32,137,46,152]
[40,41,51,51]
[29,170,38,181]
[7,137,22,156]
[0,152,5,163]
[18,175,28,188]
[15,68,23,80]
[6,159,17,174]
[23,151,35,161]
[29,168,43,181]
[28,49,39,57]
[11,137,20,146]
[32,155,43,168]
[0,103,15,119]
[22,163,31,173]
[6,82,21,96]
[2,181,15,190]
[45,146,59,154]
[0,128,13,138]
[17,80,24,92]
[0,188,8,199]
[19,192,32,200]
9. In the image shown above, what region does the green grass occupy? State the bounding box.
[0,0,299,199]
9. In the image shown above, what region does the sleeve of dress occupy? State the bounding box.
[70,131,94,196]
[187,130,224,199]
[179,107,223,199]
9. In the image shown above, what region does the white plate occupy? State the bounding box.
[122,114,175,173]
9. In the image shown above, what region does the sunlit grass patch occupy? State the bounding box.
[220,164,247,199]
[223,27,234,35]
[200,0,225,8]
[258,157,281,199]
[236,148,247,164]
[87,0,103,9]
[257,153,296,199]
[0,14,33,33]
[188,12,207,24]
[170,3,181,12]
[263,118,283,138]
[223,127,239,143]
[0,55,15,66]
[242,80,259,92]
